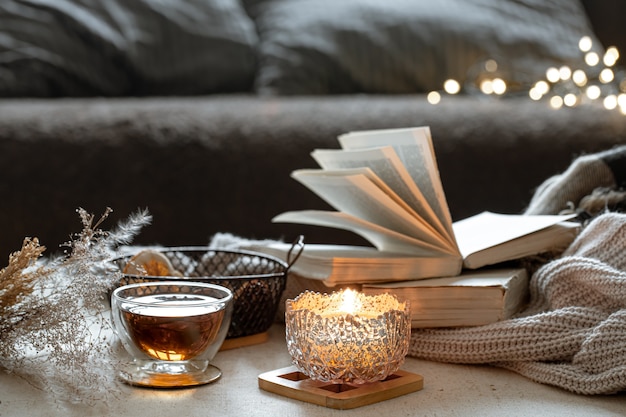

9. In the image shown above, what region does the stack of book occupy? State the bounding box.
[251,126,579,328]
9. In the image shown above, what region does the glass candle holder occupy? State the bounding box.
[285,289,410,384]
[111,281,233,387]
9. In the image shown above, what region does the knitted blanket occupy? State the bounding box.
[408,212,626,395]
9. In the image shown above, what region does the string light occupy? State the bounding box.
[443,79,461,94]
[546,67,560,83]
[604,47,619,66]
[586,85,602,100]
[599,68,614,83]
[492,78,507,95]
[572,69,587,86]
[604,95,618,110]
[426,36,625,114]
[579,36,593,52]
[427,91,441,104]
[484,59,498,72]
[564,93,578,107]
[479,79,494,94]
[585,52,600,66]
[550,96,564,109]
[618,93,626,114]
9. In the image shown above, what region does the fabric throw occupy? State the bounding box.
[525,145,626,216]
[408,212,626,395]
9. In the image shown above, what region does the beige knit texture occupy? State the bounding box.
[408,212,626,395]
[525,154,616,215]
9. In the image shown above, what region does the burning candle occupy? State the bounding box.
[285,289,410,384]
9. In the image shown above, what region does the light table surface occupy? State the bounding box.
[1,324,624,416]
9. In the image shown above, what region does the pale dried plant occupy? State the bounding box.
[0,207,152,404]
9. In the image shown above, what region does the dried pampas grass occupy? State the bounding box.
[0,207,151,404]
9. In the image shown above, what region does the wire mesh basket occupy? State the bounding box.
[114,243,302,340]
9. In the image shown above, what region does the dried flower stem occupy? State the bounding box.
[0,207,152,404]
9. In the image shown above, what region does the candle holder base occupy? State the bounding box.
[258,366,423,410]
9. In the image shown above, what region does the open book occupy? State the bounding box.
[264,126,579,286]
[362,267,529,328]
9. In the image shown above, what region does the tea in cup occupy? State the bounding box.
[111,281,233,387]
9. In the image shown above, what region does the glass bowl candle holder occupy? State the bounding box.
[111,281,233,388]
[285,289,411,384]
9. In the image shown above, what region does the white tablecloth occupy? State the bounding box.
[1,324,624,417]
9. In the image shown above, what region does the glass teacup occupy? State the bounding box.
[111,281,233,387]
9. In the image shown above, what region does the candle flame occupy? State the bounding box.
[338,289,361,315]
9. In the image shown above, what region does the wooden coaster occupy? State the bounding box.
[220,331,269,351]
[258,365,423,410]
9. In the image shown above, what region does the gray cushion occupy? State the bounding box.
[248,0,603,95]
[0,0,259,97]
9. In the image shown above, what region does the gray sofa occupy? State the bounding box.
[1,1,626,258]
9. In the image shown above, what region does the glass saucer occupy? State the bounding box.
[118,361,222,388]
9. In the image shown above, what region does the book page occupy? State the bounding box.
[291,170,452,250]
[362,267,528,327]
[246,242,463,285]
[338,126,454,242]
[453,211,578,268]
[293,167,418,222]
[363,267,527,289]
[364,287,506,309]
[311,145,453,246]
[273,209,460,256]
